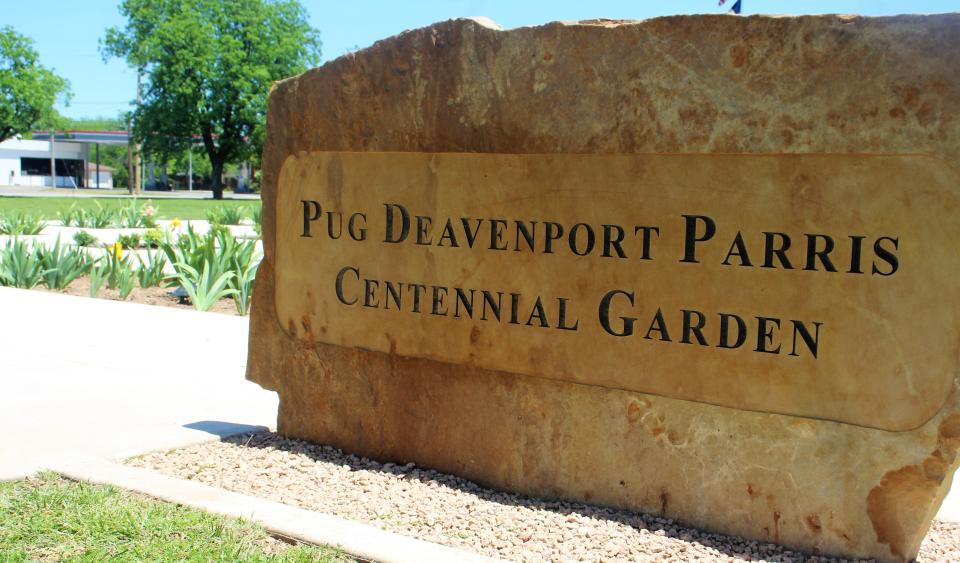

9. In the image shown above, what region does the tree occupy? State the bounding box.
[103,0,321,199]
[0,27,71,142]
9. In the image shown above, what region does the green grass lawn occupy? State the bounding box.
[0,196,259,221]
[0,473,348,562]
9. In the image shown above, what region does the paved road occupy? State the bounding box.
[0,288,276,480]
[0,185,260,200]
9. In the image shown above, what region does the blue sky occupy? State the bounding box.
[3,0,957,122]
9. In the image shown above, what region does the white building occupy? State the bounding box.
[0,138,86,187]
[0,131,129,189]
[86,162,114,189]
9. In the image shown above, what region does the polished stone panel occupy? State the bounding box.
[275,151,960,432]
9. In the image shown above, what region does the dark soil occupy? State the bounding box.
[34,275,241,316]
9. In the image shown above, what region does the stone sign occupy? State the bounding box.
[276,151,959,431]
[249,14,960,563]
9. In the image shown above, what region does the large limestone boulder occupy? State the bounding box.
[248,14,960,562]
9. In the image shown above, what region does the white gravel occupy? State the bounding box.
[125,432,960,562]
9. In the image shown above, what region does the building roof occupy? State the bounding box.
[32,130,212,146]
[33,130,130,145]
[0,138,85,158]
[86,162,116,172]
[0,139,52,152]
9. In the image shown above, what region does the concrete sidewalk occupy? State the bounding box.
[0,287,498,563]
[0,287,276,480]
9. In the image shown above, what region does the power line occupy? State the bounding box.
[39,53,102,57]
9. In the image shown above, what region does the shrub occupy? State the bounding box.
[252,206,262,236]
[171,261,237,312]
[117,233,142,249]
[60,202,117,229]
[205,207,223,225]
[0,239,48,289]
[160,225,210,276]
[207,223,231,239]
[136,250,168,289]
[88,259,106,298]
[231,259,259,316]
[225,235,260,315]
[116,266,136,300]
[160,227,261,313]
[0,213,47,235]
[117,199,159,228]
[206,205,247,226]
[117,202,140,228]
[56,206,79,226]
[102,243,136,300]
[38,236,92,290]
[163,227,236,277]
[143,228,164,248]
[73,230,97,247]
[142,201,158,228]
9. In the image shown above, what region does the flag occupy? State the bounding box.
[718,0,727,5]
[729,0,742,14]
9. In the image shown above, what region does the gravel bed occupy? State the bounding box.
[126,432,960,562]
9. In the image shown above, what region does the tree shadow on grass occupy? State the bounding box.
[220,430,846,563]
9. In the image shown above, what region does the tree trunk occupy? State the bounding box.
[133,71,143,195]
[202,128,226,200]
[211,157,225,200]
[127,138,134,195]
[133,143,142,195]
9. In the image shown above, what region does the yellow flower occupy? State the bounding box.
[169,218,182,230]
[112,242,123,260]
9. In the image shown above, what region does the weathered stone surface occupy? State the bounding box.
[276,151,960,431]
[248,14,960,562]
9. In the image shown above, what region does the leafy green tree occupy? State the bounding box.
[69,116,124,131]
[103,0,321,199]
[0,26,71,142]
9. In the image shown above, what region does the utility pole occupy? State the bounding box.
[133,69,143,195]
[126,119,134,194]
[49,129,56,190]
[77,140,83,192]
[188,149,193,191]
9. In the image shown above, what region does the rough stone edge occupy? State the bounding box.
[52,457,501,563]
[250,14,960,562]
[275,13,957,93]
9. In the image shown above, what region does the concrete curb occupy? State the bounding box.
[0,417,271,482]
[52,457,502,563]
